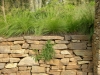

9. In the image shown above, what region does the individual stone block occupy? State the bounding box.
[66,65,80,69]
[10,54,28,58]
[0,58,9,62]
[74,56,82,60]
[17,71,30,75]
[11,49,25,54]
[73,50,92,56]
[47,59,61,66]
[65,35,71,40]
[11,45,21,50]
[0,54,9,58]
[53,44,68,49]
[7,37,24,41]
[10,58,20,62]
[18,56,39,66]
[0,63,5,69]
[41,36,64,40]
[69,58,77,62]
[88,72,93,75]
[61,58,69,65]
[61,70,76,75]
[22,43,29,49]
[78,61,90,64]
[51,66,59,70]
[9,73,16,75]
[48,71,60,75]
[77,71,87,75]
[19,67,27,71]
[14,41,25,44]
[55,40,69,44]
[61,50,70,54]
[67,62,77,66]
[1,67,18,73]
[83,57,92,60]
[68,43,87,50]
[81,64,88,69]
[55,54,64,58]
[5,63,17,68]
[72,40,80,42]
[31,66,45,73]
[71,35,89,40]
[30,44,43,49]
[0,46,11,53]
[32,73,48,75]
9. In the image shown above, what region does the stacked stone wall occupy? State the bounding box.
[0,35,93,75]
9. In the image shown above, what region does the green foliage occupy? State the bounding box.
[0,1,95,37]
[35,40,55,61]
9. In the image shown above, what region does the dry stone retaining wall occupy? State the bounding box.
[0,35,93,75]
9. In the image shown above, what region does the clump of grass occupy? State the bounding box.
[0,1,94,37]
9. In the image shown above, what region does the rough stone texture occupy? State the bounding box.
[61,70,76,75]
[31,66,45,73]
[0,63,5,69]
[93,0,100,75]
[5,63,17,68]
[0,46,10,53]
[53,44,68,49]
[18,57,39,66]
[0,35,93,75]
[68,43,87,50]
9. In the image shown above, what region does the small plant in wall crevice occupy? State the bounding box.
[35,40,55,61]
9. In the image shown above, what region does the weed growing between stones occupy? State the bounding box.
[33,40,55,61]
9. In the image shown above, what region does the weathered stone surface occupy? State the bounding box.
[10,58,20,62]
[83,57,92,60]
[10,54,28,58]
[0,54,9,58]
[61,70,76,75]
[11,45,21,50]
[18,57,39,66]
[55,54,64,58]
[0,63,5,69]
[22,43,29,49]
[1,67,18,73]
[42,36,64,40]
[61,58,69,65]
[7,37,24,41]
[14,41,25,44]
[31,66,45,73]
[5,63,17,68]
[9,73,16,75]
[48,71,60,75]
[61,50,70,54]
[77,71,87,75]
[47,59,61,65]
[30,44,43,49]
[73,50,92,56]
[66,65,80,69]
[11,49,25,54]
[32,73,48,75]
[72,40,80,42]
[81,64,88,68]
[55,40,69,44]
[71,35,89,40]
[88,72,93,75]
[17,71,30,75]
[0,46,10,53]
[70,58,77,62]
[78,61,90,64]
[65,35,71,40]
[75,56,82,60]
[18,67,27,71]
[53,44,68,49]
[68,62,77,65]
[68,43,87,49]
[0,58,9,62]
[24,36,42,40]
